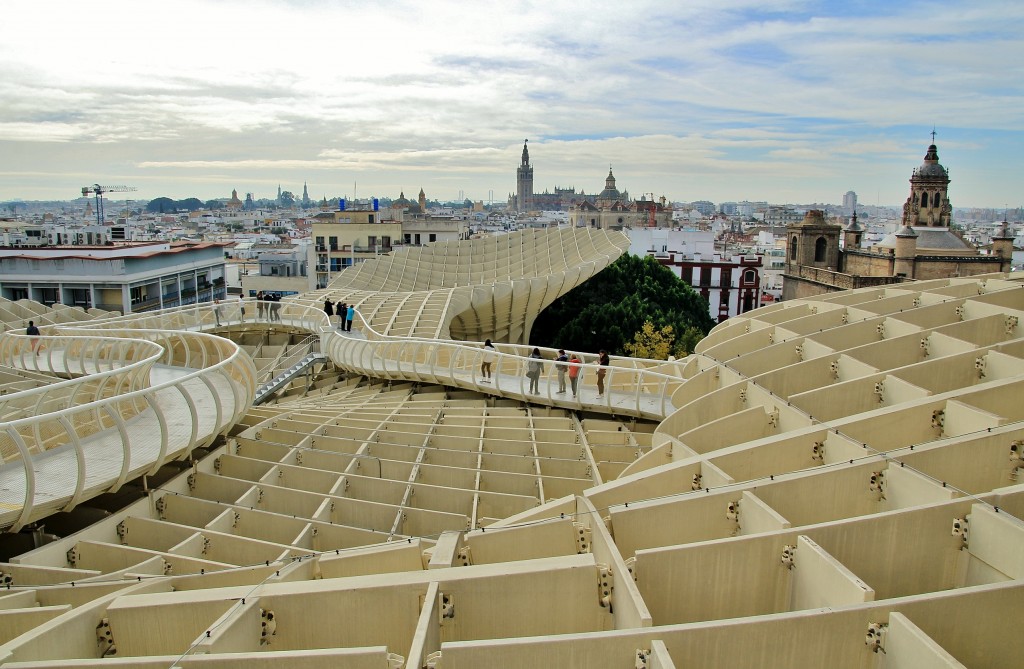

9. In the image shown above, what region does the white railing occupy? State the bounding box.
[80,299,693,420]
[0,328,257,531]
[322,312,691,420]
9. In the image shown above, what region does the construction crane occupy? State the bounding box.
[81,184,137,226]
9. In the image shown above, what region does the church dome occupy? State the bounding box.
[598,168,621,200]
[392,191,412,208]
[914,144,948,178]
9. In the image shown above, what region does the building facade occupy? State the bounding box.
[0,241,228,313]
[569,169,672,229]
[312,203,402,289]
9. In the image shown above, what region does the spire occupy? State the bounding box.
[521,139,529,166]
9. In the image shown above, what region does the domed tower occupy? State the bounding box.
[516,140,533,212]
[902,140,952,228]
[597,167,621,204]
[843,211,863,251]
[992,219,1015,271]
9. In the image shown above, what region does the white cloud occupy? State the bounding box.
[0,0,1022,206]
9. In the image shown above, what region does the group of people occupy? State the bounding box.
[255,292,283,322]
[323,299,355,332]
[480,341,610,399]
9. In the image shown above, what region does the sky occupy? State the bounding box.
[1,0,1023,209]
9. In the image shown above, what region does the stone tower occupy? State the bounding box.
[901,140,952,228]
[516,140,533,212]
[893,225,918,277]
[786,210,842,276]
[843,212,863,251]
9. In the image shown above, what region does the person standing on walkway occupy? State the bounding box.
[338,303,346,329]
[346,303,355,332]
[323,298,334,327]
[481,339,496,382]
[270,293,281,322]
[555,349,569,393]
[568,354,582,397]
[527,347,543,394]
[596,349,610,398]
[213,299,223,326]
[26,320,41,355]
[238,295,246,322]
[256,291,266,321]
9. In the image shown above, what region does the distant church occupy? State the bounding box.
[512,139,672,227]
[783,140,1013,300]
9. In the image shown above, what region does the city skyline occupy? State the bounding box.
[2,1,1023,209]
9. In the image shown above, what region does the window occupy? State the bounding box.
[368,214,375,224]
[934,193,941,208]
[315,236,325,251]
[720,268,731,288]
[429,234,437,243]
[744,269,756,284]
[921,192,928,207]
[790,236,798,260]
[382,236,391,247]
[700,267,712,287]
[329,236,338,251]
[815,237,827,262]
[368,236,377,248]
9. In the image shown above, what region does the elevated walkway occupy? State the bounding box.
[0,330,256,531]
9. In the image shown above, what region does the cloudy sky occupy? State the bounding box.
[2,0,1022,208]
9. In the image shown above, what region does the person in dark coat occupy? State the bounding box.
[26,320,41,355]
[596,349,610,398]
[323,298,334,326]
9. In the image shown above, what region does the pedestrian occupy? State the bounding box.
[270,293,281,322]
[213,299,223,326]
[238,294,246,322]
[256,291,266,320]
[481,339,496,382]
[596,349,610,398]
[527,347,543,394]
[338,303,346,330]
[323,298,334,327]
[26,320,41,355]
[555,349,569,393]
[568,353,582,397]
[346,303,355,332]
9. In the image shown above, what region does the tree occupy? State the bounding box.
[147,197,175,214]
[624,321,675,359]
[530,254,714,356]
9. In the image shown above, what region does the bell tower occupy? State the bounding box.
[516,139,534,212]
[901,133,952,228]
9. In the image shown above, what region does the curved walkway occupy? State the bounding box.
[0,329,256,531]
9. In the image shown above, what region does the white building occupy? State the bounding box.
[627,228,763,322]
[0,241,229,313]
